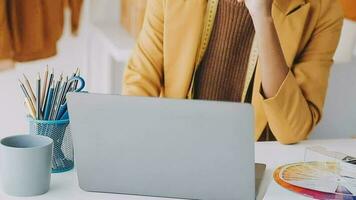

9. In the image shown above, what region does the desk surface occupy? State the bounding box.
[1,139,355,200]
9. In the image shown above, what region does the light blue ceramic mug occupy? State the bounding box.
[0,135,53,196]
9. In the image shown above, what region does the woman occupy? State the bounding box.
[123,0,343,144]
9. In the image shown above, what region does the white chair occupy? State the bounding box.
[312,19,356,139]
[334,19,356,63]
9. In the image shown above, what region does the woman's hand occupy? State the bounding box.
[237,0,273,20]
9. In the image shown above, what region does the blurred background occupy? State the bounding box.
[0,0,355,140]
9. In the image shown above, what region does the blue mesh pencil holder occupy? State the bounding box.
[29,117,74,173]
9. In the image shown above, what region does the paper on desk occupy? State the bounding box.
[279,162,356,195]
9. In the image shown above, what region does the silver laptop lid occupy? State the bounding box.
[67,93,255,200]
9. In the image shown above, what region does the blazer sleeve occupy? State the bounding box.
[260,0,344,144]
[122,0,164,97]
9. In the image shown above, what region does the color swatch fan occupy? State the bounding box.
[274,162,356,199]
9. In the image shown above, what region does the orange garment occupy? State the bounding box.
[66,0,83,35]
[0,0,83,62]
[340,0,356,21]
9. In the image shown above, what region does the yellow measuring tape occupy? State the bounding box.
[241,37,259,103]
[187,0,218,99]
[187,0,259,102]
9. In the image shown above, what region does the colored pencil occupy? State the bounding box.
[23,74,37,106]
[20,68,82,121]
[53,76,68,119]
[41,66,49,112]
[42,68,54,112]
[49,74,63,120]
[44,84,54,120]
[25,98,36,119]
[36,73,41,119]
[19,80,36,118]
[19,80,31,101]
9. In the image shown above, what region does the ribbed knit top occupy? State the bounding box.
[194,0,255,102]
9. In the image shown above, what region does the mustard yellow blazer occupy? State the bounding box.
[122,0,344,144]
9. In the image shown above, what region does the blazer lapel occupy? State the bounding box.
[274,0,306,15]
[272,0,310,66]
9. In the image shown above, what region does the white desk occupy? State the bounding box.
[256,139,356,200]
[1,139,355,200]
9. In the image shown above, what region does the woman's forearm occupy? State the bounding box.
[240,0,289,98]
[253,17,289,98]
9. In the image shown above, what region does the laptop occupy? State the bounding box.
[67,93,262,200]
